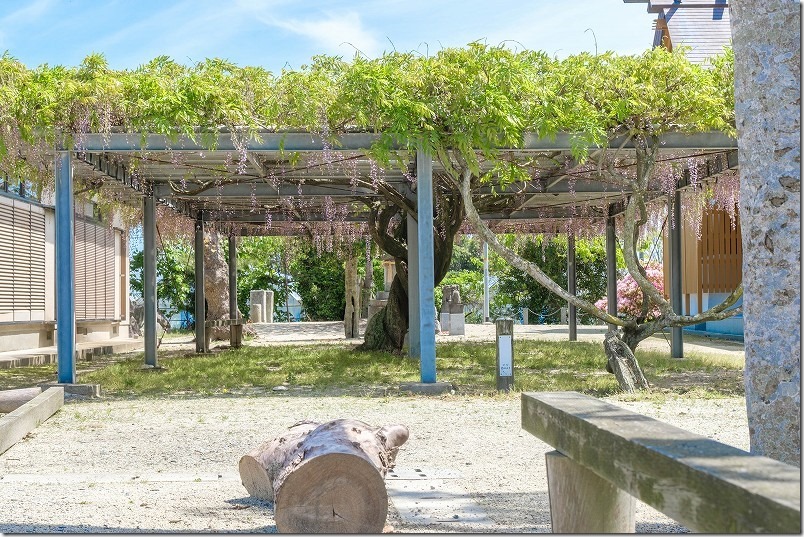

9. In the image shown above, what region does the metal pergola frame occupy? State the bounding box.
[53,131,738,385]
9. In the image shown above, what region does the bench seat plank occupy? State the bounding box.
[521,391,800,534]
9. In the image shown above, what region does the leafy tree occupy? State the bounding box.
[233,236,288,321]
[130,238,194,316]
[290,244,346,321]
[458,47,741,391]
[495,235,610,325]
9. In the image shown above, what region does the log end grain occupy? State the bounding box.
[274,452,388,533]
[238,454,274,501]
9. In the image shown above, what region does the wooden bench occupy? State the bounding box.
[521,391,801,533]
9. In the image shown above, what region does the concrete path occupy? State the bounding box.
[245,321,744,359]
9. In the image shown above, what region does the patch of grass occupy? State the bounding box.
[2,338,744,399]
[0,364,57,390]
[80,345,424,397]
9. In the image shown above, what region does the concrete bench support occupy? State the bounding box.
[545,450,635,533]
[522,391,801,533]
[204,319,243,350]
[0,387,64,455]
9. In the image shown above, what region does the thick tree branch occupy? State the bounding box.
[459,169,627,328]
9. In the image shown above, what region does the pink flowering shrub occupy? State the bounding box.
[595,263,664,320]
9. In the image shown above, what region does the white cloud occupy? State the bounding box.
[0,0,54,25]
[279,13,380,57]
[250,8,382,59]
[0,0,55,51]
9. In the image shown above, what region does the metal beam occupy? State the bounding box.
[154,182,381,199]
[567,233,577,341]
[76,131,738,153]
[415,148,436,383]
[670,191,684,358]
[194,216,207,353]
[55,151,76,384]
[142,189,158,367]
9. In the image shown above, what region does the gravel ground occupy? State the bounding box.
[0,323,748,533]
[0,393,748,533]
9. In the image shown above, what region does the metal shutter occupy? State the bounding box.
[75,218,116,320]
[0,197,46,320]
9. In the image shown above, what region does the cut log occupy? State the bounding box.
[0,387,43,413]
[239,418,409,533]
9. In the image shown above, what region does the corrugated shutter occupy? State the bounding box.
[0,197,46,319]
[0,200,14,315]
[75,218,116,320]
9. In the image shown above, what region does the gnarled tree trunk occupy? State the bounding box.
[359,269,409,352]
[603,331,650,393]
[344,255,361,338]
[359,182,463,353]
[239,419,409,533]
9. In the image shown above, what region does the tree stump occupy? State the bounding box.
[239,419,409,533]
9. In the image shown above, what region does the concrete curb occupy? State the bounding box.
[0,341,143,369]
[0,387,64,456]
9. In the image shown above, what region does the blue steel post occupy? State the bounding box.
[416,148,436,382]
[407,213,420,359]
[606,213,618,330]
[194,216,206,353]
[670,190,683,358]
[55,151,76,384]
[228,234,241,348]
[142,188,158,367]
[483,242,490,323]
[567,232,577,341]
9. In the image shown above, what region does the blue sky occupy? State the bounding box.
[1,0,657,71]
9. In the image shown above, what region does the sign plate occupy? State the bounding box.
[498,334,513,376]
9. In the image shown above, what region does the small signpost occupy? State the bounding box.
[495,318,514,391]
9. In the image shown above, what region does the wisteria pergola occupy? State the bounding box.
[54,130,738,385]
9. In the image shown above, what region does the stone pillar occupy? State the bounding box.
[440,284,456,333]
[265,290,274,323]
[250,304,263,324]
[448,288,465,336]
[250,290,267,323]
[731,0,801,465]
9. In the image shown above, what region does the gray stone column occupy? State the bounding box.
[731,0,800,465]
